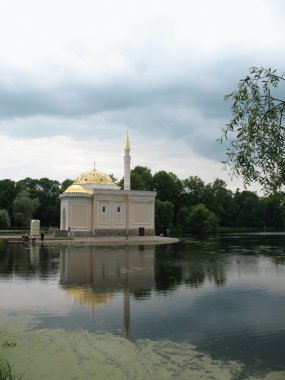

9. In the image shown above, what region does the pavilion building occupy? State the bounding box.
[56,135,156,237]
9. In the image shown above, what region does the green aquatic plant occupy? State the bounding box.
[0,360,23,380]
[2,342,16,348]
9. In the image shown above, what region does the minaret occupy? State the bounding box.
[124,133,131,190]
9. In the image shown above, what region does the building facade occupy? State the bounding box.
[58,135,156,236]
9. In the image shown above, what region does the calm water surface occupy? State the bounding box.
[1,234,285,379]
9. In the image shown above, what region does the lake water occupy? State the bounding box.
[0,234,285,379]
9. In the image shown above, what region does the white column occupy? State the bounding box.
[124,133,131,191]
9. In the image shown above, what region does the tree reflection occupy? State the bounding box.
[0,244,60,279]
[132,289,152,299]
[153,234,285,293]
[184,269,205,288]
[154,241,227,291]
[1,234,285,294]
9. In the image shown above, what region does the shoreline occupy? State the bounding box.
[38,235,180,246]
[1,235,180,246]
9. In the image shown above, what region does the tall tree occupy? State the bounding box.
[16,178,61,226]
[153,171,183,204]
[0,209,11,228]
[187,204,218,233]
[153,171,183,224]
[131,166,153,191]
[35,178,61,226]
[182,176,205,207]
[234,190,263,228]
[118,166,154,190]
[0,179,17,220]
[261,193,285,229]
[13,190,40,228]
[155,199,174,235]
[220,67,285,192]
[203,179,234,226]
[176,206,191,228]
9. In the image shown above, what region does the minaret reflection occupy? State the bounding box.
[60,245,155,337]
[123,247,130,338]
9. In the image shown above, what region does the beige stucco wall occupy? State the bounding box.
[129,201,155,231]
[131,203,151,224]
[96,201,126,229]
[60,189,156,234]
[71,203,90,228]
[60,197,92,230]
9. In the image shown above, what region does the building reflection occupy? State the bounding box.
[59,245,155,337]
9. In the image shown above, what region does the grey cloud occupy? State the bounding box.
[0,59,238,120]
[0,58,279,161]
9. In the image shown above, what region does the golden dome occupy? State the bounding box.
[65,287,113,311]
[74,169,115,185]
[64,184,92,194]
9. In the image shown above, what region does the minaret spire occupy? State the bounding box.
[125,132,130,150]
[124,132,131,191]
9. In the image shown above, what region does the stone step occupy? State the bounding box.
[74,231,94,238]
[53,229,94,238]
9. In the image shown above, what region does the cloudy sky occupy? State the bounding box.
[0,0,284,191]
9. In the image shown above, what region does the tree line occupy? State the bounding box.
[127,166,285,233]
[0,167,284,233]
[0,178,73,230]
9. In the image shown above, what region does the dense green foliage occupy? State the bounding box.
[0,178,66,229]
[0,209,10,228]
[155,199,174,235]
[0,167,285,233]
[182,204,218,233]
[13,190,40,228]
[220,67,285,192]
[128,166,285,233]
